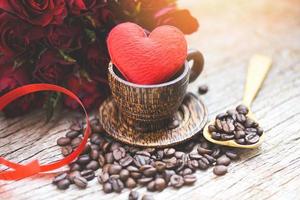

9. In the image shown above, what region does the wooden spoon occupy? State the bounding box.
[203,54,272,148]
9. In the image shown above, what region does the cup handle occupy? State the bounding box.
[187,49,204,83]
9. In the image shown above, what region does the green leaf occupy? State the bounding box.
[44,92,62,122]
[85,29,96,43]
[85,15,96,28]
[59,50,77,63]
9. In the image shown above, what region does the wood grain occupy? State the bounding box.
[1,0,300,199]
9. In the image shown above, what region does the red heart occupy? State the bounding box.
[107,22,187,85]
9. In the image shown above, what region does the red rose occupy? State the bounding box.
[64,75,103,110]
[0,0,67,26]
[67,0,104,15]
[0,13,45,65]
[154,9,199,34]
[48,24,83,51]
[34,49,76,83]
[84,41,109,81]
[0,65,36,117]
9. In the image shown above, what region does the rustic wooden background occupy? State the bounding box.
[1,0,300,199]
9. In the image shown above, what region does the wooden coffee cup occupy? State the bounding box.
[108,49,204,132]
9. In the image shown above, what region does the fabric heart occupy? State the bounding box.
[107,22,187,85]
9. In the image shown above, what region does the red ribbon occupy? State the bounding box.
[0,84,91,180]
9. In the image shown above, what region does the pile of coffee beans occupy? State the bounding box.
[208,104,263,145]
[53,116,239,197]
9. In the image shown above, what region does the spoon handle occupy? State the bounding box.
[243,54,272,107]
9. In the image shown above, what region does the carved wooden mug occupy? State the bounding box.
[108,49,204,132]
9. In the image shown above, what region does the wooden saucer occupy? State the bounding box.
[99,93,208,147]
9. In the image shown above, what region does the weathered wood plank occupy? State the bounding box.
[1,0,300,199]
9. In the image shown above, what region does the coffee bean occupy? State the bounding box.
[129,191,139,200]
[70,122,82,131]
[215,119,223,130]
[213,165,228,176]
[216,155,231,166]
[257,127,264,136]
[69,163,82,172]
[120,169,130,181]
[134,154,150,167]
[236,114,246,123]
[245,133,260,144]
[147,180,156,191]
[163,170,176,183]
[220,134,234,140]
[208,125,217,133]
[236,104,248,115]
[244,118,255,128]
[131,172,142,179]
[225,150,239,160]
[77,154,90,165]
[119,155,134,167]
[89,149,99,160]
[182,168,193,176]
[235,138,246,144]
[211,132,221,140]
[108,164,122,175]
[74,176,88,189]
[98,172,109,184]
[204,154,216,164]
[189,153,202,160]
[235,122,245,130]
[113,147,126,161]
[105,152,114,164]
[125,177,137,188]
[170,174,184,188]
[183,174,197,185]
[174,151,185,159]
[103,182,113,193]
[57,179,71,190]
[155,178,166,191]
[198,158,209,170]
[71,137,82,148]
[197,146,212,155]
[90,133,102,144]
[110,178,124,193]
[163,157,177,169]
[66,130,80,139]
[80,169,95,181]
[69,170,81,183]
[154,161,166,173]
[53,173,68,184]
[164,148,176,157]
[138,177,154,185]
[98,154,106,167]
[211,148,221,158]
[198,84,208,94]
[234,130,245,139]
[57,137,71,146]
[127,166,139,173]
[61,145,73,157]
[141,166,157,177]
[142,194,155,200]
[86,160,99,171]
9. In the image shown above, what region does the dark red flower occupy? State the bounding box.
[48,24,83,51]
[84,41,109,81]
[64,74,103,110]
[0,13,45,65]
[34,49,76,83]
[67,0,106,15]
[0,0,67,26]
[154,9,199,34]
[0,65,36,117]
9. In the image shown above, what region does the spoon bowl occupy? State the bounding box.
[203,111,265,148]
[203,55,272,149]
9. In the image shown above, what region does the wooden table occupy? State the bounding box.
[1,0,300,199]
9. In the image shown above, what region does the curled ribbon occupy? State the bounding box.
[0,84,91,180]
